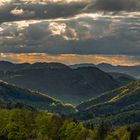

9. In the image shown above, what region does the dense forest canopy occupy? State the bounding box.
[0,109,140,140]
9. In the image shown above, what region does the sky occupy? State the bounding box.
[0,0,140,65]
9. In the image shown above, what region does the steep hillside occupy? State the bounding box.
[0,81,76,115]
[74,67,119,93]
[0,61,121,104]
[76,80,140,121]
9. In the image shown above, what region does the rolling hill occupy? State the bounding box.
[0,80,76,115]
[75,80,140,126]
[70,63,140,78]
[0,61,123,104]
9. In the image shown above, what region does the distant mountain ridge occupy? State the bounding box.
[70,63,96,69]
[0,61,126,104]
[0,61,69,71]
[70,63,140,78]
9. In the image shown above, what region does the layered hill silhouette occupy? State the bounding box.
[0,60,139,127]
[0,80,76,115]
[0,61,126,104]
[70,63,140,78]
[75,80,140,126]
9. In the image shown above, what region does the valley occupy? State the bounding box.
[0,61,140,140]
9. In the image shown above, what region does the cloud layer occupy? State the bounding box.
[88,0,140,12]
[0,12,140,55]
[0,0,87,23]
[0,0,140,23]
[0,0,140,65]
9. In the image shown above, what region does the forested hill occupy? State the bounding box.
[0,80,76,115]
[77,79,140,111]
[70,63,140,78]
[0,61,123,104]
[75,80,140,126]
[0,109,140,140]
[0,109,96,140]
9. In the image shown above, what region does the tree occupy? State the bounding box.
[97,122,109,140]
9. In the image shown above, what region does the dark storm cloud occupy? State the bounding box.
[0,0,140,23]
[87,0,140,12]
[0,1,87,23]
[0,1,140,56]
[0,12,140,55]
